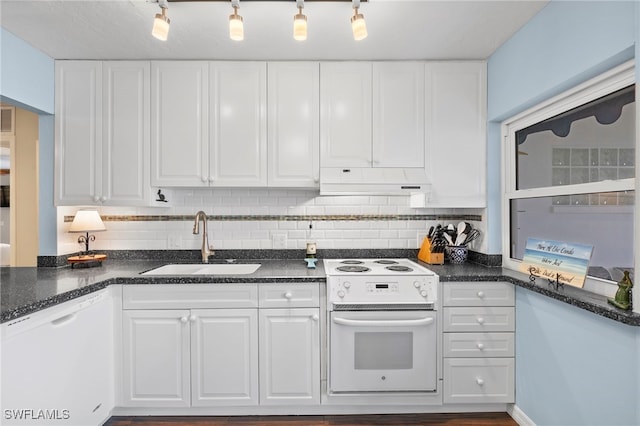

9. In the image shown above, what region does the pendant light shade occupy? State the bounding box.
[293,0,307,41]
[229,1,244,41]
[151,4,170,41]
[351,7,367,41]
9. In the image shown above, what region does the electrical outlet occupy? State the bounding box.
[272,233,287,249]
[168,235,182,249]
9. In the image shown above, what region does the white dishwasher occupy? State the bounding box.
[1,290,113,426]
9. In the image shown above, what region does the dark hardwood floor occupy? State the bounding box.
[104,413,517,426]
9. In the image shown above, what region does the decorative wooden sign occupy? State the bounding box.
[520,238,593,288]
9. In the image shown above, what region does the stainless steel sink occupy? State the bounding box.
[141,263,261,276]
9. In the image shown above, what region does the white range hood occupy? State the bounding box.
[319,167,432,196]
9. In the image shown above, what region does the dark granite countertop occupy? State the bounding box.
[2,257,639,327]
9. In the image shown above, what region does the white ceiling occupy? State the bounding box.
[0,0,548,61]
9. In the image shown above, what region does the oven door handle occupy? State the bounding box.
[332,317,434,327]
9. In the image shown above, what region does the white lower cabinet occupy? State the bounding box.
[259,308,320,405]
[442,282,515,404]
[121,283,320,409]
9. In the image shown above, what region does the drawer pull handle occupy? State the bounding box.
[477,291,485,298]
[476,317,485,325]
[284,292,293,300]
[476,343,484,350]
[476,378,484,386]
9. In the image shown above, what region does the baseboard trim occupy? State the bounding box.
[508,404,536,426]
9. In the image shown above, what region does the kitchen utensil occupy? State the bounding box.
[427,226,434,240]
[462,229,480,245]
[455,232,467,246]
[457,222,466,236]
[443,232,454,245]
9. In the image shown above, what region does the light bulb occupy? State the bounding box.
[152,8,170,41]
[229,7,244,41]
[293,8,307,41]
[351,8,367,41]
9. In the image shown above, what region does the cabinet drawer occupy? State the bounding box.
[123,284,258,309]
[443,307,514,332]
[259,283,319,308]
[443,358,514,404]
[443,282,514,307]
[443,332,514,358]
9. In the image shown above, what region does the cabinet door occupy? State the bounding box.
[210,62,267,186]
[55,61,102,205]
[102,61,150,205]
[259,308,320,405]
[122,310,191,407]
[151,61,209,187]
[373,62,424,168]
[267,62,320,187]
[190,309,258,406]
[425,62,486,207]
[320,62,372,168]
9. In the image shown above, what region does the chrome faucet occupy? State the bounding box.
[192,211,214,263]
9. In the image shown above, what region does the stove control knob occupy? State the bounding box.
[343,282,351,289]
[413,281,421,288]
[420,290,428,298]
[338,290,346,298]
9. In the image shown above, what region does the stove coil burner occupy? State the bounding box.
[340,260,365,265]
[374,259,399,265]
[336,265,371,273]
[385,265,413,272]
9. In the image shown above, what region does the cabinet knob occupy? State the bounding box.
[189,315,197,322]
[477,291,485,298]
[100,196,107,203]
[476,317,485,325]
[93,196,100,202]
[314,177,319,184]
[476,378,484,386]
[209,177,214,182]
[180,316,188,324]
[284,292,293,300]
[311,314,319,322]
[476,343,485,350]
[201,176,208,183]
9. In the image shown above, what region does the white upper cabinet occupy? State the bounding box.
[320,62,372,168]
[209,62,267,187]
[103,61,151,204]
[151,61,209,187]
[56,61,102,205]
[372,62,425,168]
[320,62,425,170]
[425,62,487,207]
[56,61,150,206]
[267,62,320,188]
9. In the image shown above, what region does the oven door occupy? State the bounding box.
[329,310,437,393]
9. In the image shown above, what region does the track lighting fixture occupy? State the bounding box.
[293,0,307,41]
[351,0,367,41]
[229,0,244,41]
[151,0,170,41]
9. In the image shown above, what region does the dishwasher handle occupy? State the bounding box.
[332,316,434,327]
[50,313,78,327]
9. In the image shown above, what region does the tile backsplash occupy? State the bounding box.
[57,188,486,255]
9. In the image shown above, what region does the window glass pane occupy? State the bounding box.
[516,86,635,190]
[510,191,634,281]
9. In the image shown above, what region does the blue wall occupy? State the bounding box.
[486,1,635,255]
[0,28,57,255]
[487,2,639,425]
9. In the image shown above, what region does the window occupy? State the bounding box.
[502,61,635,294]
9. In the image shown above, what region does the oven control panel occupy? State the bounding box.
[366,283,399,294]
[329,275,438,306]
